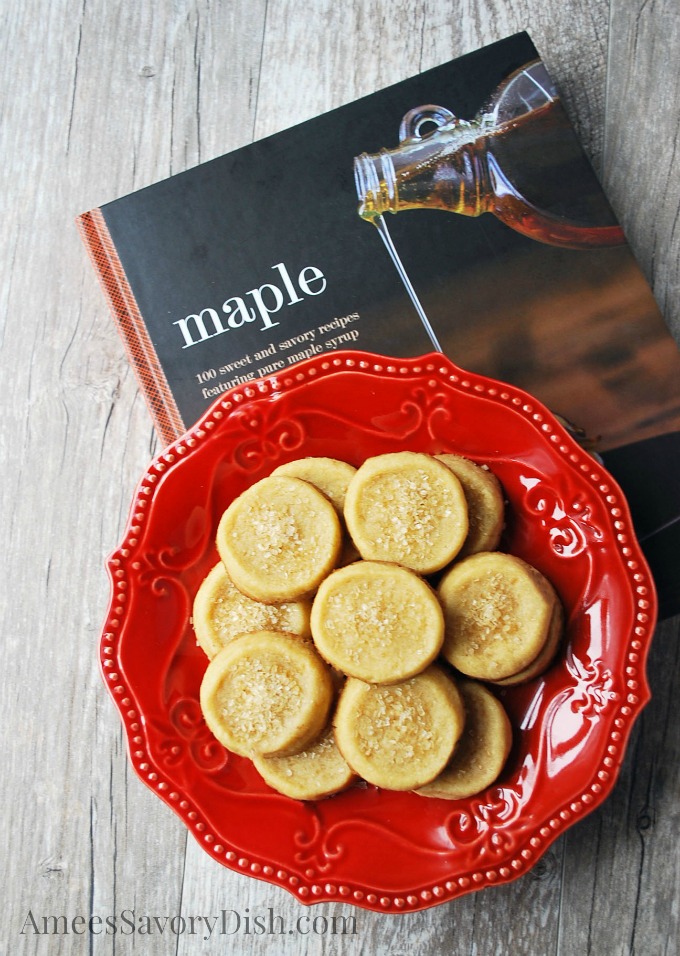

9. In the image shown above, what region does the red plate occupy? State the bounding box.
[101,351,656,912]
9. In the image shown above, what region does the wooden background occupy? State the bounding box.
[2,1,679,954]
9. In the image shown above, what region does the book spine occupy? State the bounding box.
[76,208,185,446]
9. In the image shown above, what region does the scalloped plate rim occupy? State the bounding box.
[99,349,657,912]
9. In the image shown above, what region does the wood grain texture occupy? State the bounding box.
[2,1,678,954]
[605,0,680,334]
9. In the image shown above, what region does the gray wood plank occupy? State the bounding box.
[2,0,678,953]
[605,0,680,335]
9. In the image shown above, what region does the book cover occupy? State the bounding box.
[78,31,680,617]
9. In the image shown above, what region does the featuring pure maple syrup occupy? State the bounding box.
[354,61,624,250]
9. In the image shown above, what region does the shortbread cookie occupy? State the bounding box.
[272,456,360,565]
[310,560,444,683]
[417,680,512,800]
[343,452,469,574]
[271,457,357,512]
[253,724,356,800]
[333,666,465,790]
[216,475,342,603]
[436,454,505,556]
[192,562,311,659]
[199,630,333,757]
[438,552,557,681]
[492,599,564,686]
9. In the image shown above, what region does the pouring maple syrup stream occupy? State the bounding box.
[372,215,444,352]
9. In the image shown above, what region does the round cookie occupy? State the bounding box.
[343,452,468,574]
[417,680,513,800]
[192,562,311,659]
[436,454,505,556]
[310,560,444,683]
[271,457,357,512]
[333,666,465,790]
[438,552,557,681]
[272,456,360,565]
[491,599,564,686]
[253,724,356,800]
[216,475,342,603]
[199,630,333,757]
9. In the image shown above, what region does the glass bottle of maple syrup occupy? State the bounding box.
[354,61,624,249]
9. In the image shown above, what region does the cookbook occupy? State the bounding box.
[77,31,680,617]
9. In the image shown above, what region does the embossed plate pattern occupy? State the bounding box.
[101,351,656,912]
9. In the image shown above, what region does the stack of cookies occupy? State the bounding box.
[193,452,563,801]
